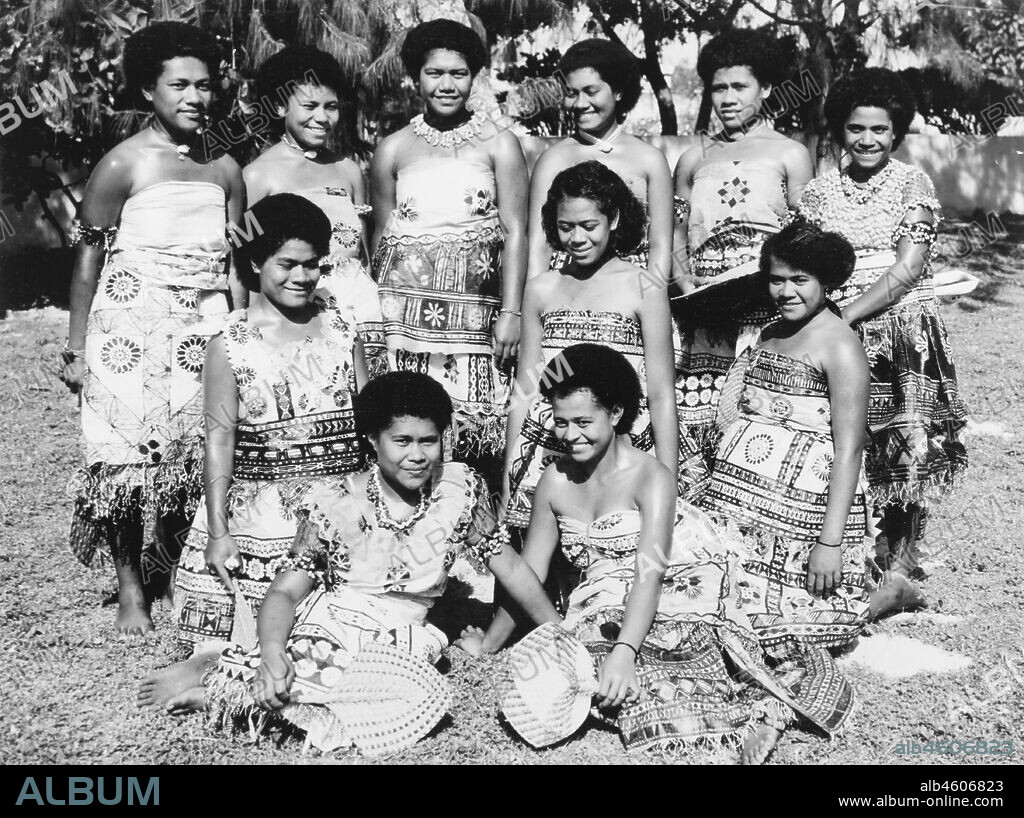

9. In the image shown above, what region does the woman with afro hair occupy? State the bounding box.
[798,68,968,608]
[370,18,529,465]
[673,28,814,504]
[59,22,247,636]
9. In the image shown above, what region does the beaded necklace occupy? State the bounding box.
[366,465,431,533]
[412,110,487,150]
[840,159,897,205]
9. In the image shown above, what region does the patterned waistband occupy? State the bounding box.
[378,224,505,249]
[107,248,227,290]
[233,410,361,481]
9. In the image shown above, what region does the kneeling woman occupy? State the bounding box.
[461,344,855,764]
[141,372,557,755]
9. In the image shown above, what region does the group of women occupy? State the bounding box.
[59,18,968,763]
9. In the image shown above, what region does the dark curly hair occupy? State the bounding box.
[400,19,488,78]
[255,46,354,109]
[759,220,856,291]
[824,68,917,149]
[123,22,221,98]
[539,344,641,435]
[355,372,454,439]
[558,39,642,118]
[541,161,646,255]
[696,28,783,88]
[240,194,331,290]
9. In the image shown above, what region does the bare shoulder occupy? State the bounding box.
[369,128,408,170]
[526,268,562,300]
[633,451,676,501]
[674,142,704,180]
[819,314,868,370]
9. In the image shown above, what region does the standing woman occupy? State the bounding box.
[673,29,813,501]
[527,39,673,287]
[243,46,387,378]
[371,19,528,461]
[798,68,968,593]
[60,22,246,635]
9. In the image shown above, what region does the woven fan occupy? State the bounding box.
[229,582,258,649]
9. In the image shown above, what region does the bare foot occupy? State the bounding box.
[741,724,781,765]
[115,593,154,637]
[868,572,928,621]
[137,649,220,710]
[166,686,207,716]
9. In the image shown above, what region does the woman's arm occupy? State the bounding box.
[806,331,870,597]
[525,149,560,280]
[637,282,680,476]
[645,147,675,294]
[252,566,315,710]
[478,471,563,653]
[671,148,699,293]
[841,206,934,325]
[501,279,545,505]
[351,335,370,392]
[595,465,675,707]
[347,159,373,265]
[492,130,530,367]
[369,137,398,259]
[224,158,249,310]
[782,140,814,207]
[64,151,131,390]
[200,335,240,590]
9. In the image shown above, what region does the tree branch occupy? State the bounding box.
[744,0,810,28]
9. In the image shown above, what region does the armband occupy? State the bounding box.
[892,221,936,248]
[673,196,691,224]
[69,218,117,250]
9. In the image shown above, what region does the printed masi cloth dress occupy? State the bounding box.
[798,159,968,505]
[505,503,855,752]
[173,307,363,649]
[703,347,871,654]
[203,462,500,753]
[70,181,230,569]
[676,160,789,502]
[296,186,388,379]
[504,309,655,529]
[375,158,509,453]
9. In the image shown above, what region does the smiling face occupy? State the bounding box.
[767,257,827,323]
[256,239,322,310]
[555,196,617,266]
[709,65,770,133]
[419,48,473,119]
[143,57,213,136]
[843,106,895,173]
[372,415,443,493]
[278,83,340,150]
[563,67,621,136]
[551,388,622,464]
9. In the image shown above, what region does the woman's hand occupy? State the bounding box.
[59,358,87,393]
[806,543,843,598]
[251,646,294,710]
[596,645,641,709]
[453,626,487,657]
[205,533,241,590]
[492,312,521,369]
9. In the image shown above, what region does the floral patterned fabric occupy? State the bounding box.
[798,159,968,505]
[504,309,654,529]
[70,181,231,569]
[295,186,388,380]
[675,160,790,503]
[374,158,509,452]
[703,347,871,654]
[550,503,855,751]
[173,306,363,649]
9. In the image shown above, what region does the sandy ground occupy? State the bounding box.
[1,221,1021,765]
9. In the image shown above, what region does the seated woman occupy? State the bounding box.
[461,343,855,765]
[702,222,903,653]
[172,193,368,650]
[244,46,387,378]
[140,372,559,756]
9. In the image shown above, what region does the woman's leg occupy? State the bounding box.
[137,648,222,712]
[112,515,154,636]
[868,503,927,619]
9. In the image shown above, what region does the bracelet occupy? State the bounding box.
[498,308,521,317]
[60,344,86,364]
[611,641,639,659]
[815,537,843,548]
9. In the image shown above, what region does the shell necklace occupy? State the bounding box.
[282,132,319,161]
[150,121,191,161]
[577,122,623,154]
[366,465,430,533]
[840,159,895,205]
[412,110,487,150]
